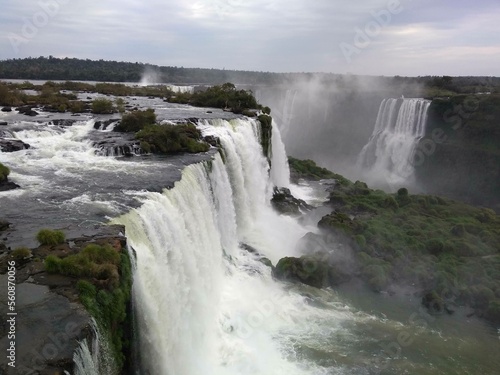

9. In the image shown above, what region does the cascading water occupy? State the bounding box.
[3,108,500,375]
[356,98,430,188]
[73,319,116,375]
[113,118,325,374]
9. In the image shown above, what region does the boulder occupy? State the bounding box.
[51,119,78,127]
[271,187,312,215]
[0,121,7,126]
[0,179,20,192]
[93,118,120,130]
[0,138,31,152]
[421,291,454,315]
[17,105,39,116]
[1,107,12,112]
[273,256,349,288]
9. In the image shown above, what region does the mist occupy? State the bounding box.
[255,74,425,191]
[139,66,163,86]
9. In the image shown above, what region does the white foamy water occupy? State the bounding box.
[356,98,430,189]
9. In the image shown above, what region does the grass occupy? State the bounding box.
[36,229,65,246]
[44,244,132,368]
[0,162,10,182]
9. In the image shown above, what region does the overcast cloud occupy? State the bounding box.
[1,0,499,76]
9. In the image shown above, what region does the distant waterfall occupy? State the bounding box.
[357,98,430,188]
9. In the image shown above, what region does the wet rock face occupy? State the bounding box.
[0,281,91,375]
[0,225,128,375]
[271,187,312,215]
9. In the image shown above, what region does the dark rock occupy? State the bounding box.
[259,257,273,268]
[204,135,220,147]
[274,256,347,289]
[0,121,7,126]
[0,179,20,192]
[93,118,120,130]
[0,220,10,232]
[0,138,31,152]
[271,187,312,215]
[240,243,259,255]
[422,291,447,314]
[1,107,12,112]
[17,105,39,116]
[50,119,78,127]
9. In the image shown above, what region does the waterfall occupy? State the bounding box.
[73,319,117,375]
[113,118,317,375]
[357,98,430,188]
[270,118,291,188]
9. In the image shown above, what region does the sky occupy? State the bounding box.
[1,0,499,76]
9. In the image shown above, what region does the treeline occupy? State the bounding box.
[0,56,283,85]
[1,56,499,94]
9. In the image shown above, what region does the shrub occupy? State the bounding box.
[397,187,409,196]
[36,229,65,246]
[115,108,156,132]
[382,196,399,209]
[68,101,86,113]
[45,255,62,273]
[11,247,32,262]
[0,163,10,182]
[91,98,114,114]
[135,123,209,154]
[426,239,445,255]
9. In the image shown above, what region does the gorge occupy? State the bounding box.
[0,79,499,375]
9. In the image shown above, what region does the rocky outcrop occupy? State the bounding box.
[16,106,38,116]
[273,256,350,289]
[271,187,312,215]
[0,139,30,153]
[93,119,120,131]
[0,225,130,375]
[0,180,20,192]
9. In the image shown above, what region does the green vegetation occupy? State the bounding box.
[288,157,350,184]
[258,114,272,158]
[115,109,156,132]
[417,94,500,209]
[287,157,500,323]
[135,123,209,154]
[273,255,350,288]
[91,98,115,114]
[0,162,10,182]
[170,82,260,113]
[1,57,499,93]
[36,229,65,246]
[11,247,32,262]
[44,244,132,368]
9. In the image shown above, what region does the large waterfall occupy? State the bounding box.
[357,98,431,188]
[113,118,319,374]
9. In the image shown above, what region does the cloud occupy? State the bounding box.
[0,0,499,76]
